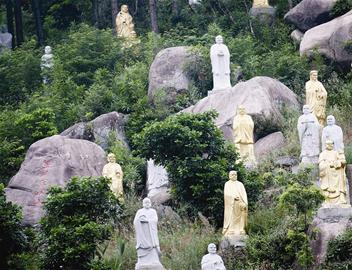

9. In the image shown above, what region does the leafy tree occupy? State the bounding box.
[39,176,122,270]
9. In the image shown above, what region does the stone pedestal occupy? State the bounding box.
[249,6,276,25]
[310,207,352,266]
[135,264,165,270]
[220,234,247,250]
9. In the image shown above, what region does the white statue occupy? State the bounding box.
[210,35,231,91]
[201,243,226,270]
[297,105,321,164]
[41,46,54,70]
[322,115,344,153]
[134,198,165,270]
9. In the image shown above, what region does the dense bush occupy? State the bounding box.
[39,176,122,270]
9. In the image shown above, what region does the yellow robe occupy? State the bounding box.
[116,11,135,38]
[223,180,248,236]
[102,163,124,198]
[305,80,327,126]
[253,0,269,7]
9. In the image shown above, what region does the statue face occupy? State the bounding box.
[208,243,217,254]
[107,154,116,163]
[143,198,151,209]
[238,106,246,115]
[229,171,237,181]
[121,5,128,13]
[303,105,310,115]
[310,71,318,81]
[326,141,334,150]
[215,35,223,44]
[45,46,52,54]
[327,115,335,126]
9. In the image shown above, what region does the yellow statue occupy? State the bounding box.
[232,106,256,165]
[102,153,124,199]
[305,70,327,126]
[319,140,349,207]
[223,171,248,237]
[115,4,136,38]
[253,0,270,7]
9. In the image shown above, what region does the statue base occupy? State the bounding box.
[207,87,231,96]
[135,263,165,270]
[310,206,352,266]
[249,6,276,25]
[220,234,247,250]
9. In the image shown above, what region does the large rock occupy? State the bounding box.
[147,159,170,205]
[284,0,338,31]
[61,111,128,150]
[254,132,286,161]
[0,32,12,51]
[300,11,352,67]
[183,76,299,141]
[5,135,106,226]
[310,207,352,266]
[148,46,198,104]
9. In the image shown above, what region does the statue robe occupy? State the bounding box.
[322,125,344,152]
[201,254,226,270]
[253,0,269,7]
[223,180,248,236]
[134,208,163,268]
[232,114,256,163]
[297,113,320,163]
[102,163,123,198]
[116,11,134,38]
[210,43,231,90]
[305,80,327,126]
[319,149,348,205]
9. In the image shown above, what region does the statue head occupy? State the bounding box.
[143,197,152,209]
[229,170,237,181]
[302,105,311,115]
[107,153,116,163]
[207,243,217,254]
[215,35,223,44]
[326,115,336,126]
[44,46,52,54]
[326,140,334,151]
[237,105,246,115]
[310,70,318,81]
[121,4,129,13]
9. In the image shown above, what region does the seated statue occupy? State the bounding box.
[134,198,165,270]
[223,171,248,237]
[41,46,54,70]
[102,153,124,199]
[116,4,136,38]
[201,243,226,270]
[319,140,349,207]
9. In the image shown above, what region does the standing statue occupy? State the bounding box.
[322,115,344,152]
[201,243,226,270]
[116,4,136,38]
[223,171,248,237]
[305,70,327,126]
[297,105,321,164]
[252,0,270,7]
[210,35,231,91]
[134,198,165,270]
[232,105,256,165]
[41,46,54,84]
[319,140,349,207]
[102,153,124,199]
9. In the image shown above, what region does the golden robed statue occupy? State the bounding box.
[223,171,248,237]
[102,153,124,199]
[232,106,256,165]
[115,4,136,38]
[252,0,270,7]
[305,70,327,126]
[319,140,350,207]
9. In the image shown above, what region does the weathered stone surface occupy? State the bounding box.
[249,6,276,25]
[300,11,352,67]
[183,76,299,141]
[275,156,299,168]
[284,0,338,31]
[310,207,352,266]
[290,29,304,45]
[255,132,286,160]
[0,33,12,51]
[147,159,170,205]
[5,135,106,226]
[148,46,198,104]
[61,111,128,150]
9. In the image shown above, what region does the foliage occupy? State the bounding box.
[39,176,122,270]
[0,184,29,269]
[330,0,352,18]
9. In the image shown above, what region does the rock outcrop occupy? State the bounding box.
[0,32,12,52]
[148,46,199,104]
[61,111,128,150]
[254,132,287,160]
[284,0,338,31]
[146,159,170,205]
[183,76,299,141]
[300,11,352,67]
[5,135,106,225]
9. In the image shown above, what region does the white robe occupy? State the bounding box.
[210,43,231,90]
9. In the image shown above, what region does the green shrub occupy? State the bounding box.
[39,176,122,270]
[330,0,352,18]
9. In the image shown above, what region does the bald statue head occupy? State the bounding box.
[326,115,336,126]
[310,70,318,81]
[237,105,246,115]
[207,243,217,254]
[229,170,238,181]
[302,105,311,115]
[143,197,152,209]
[215,35,223,44]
